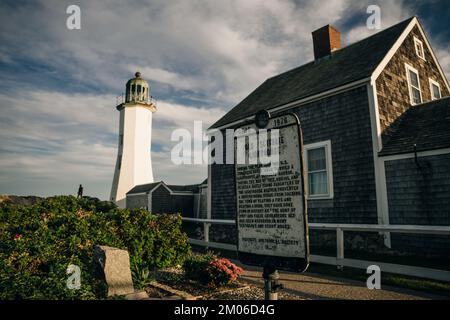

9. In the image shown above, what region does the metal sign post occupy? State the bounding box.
[263,266,281,300]
[234,111,309,300]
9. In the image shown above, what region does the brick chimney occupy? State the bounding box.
[312,25,341,60]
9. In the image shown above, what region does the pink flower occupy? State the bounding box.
[14,233,22,241]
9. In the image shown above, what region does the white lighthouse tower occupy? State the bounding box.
[110,72,156,208]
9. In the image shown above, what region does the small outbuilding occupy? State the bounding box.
[126,180,207,218]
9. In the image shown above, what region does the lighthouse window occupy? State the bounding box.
[131,84,136,93]
[137,85,141,93]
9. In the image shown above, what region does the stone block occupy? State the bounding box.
[94,245,135,297]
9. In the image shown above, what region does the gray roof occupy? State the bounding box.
[379,97,450,156]
[127,182,160,194]
[210,17,415,129]
[167,184,199,193]
[127,181,204,194]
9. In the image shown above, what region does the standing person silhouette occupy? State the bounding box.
[77,184,83,198]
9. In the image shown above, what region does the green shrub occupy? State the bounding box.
[183,252,218,284]
[183,253,243,287]
[0,196,190,299]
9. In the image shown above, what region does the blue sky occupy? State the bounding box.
[0,0,449,200]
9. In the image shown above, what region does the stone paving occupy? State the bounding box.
[239,266,448,300]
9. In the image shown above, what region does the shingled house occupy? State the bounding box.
[126,180,207,218]
[208,17,450,253]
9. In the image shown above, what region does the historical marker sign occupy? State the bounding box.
[235,113,309,272]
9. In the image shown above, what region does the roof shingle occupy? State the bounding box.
[379,97,450,156]
[210,17,415,129]
[126,181,204,194]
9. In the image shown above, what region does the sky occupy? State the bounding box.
[0,0,449,200]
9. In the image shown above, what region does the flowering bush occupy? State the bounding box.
[0,196,190,299]
[207,258,243,287]
[183,252,217,284]
[183,253,243,287]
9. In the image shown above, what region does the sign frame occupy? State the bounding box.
[234,112,309,273]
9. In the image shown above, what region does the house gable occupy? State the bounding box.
[375,20,450,145]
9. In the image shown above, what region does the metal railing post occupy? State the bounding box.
[336,227,344,270]
[204,222,210,249]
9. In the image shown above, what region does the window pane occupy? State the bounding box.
[308,171,328,195]
[416,42,423,57]
[307,148,326,171]
[409,70,419,87]
[432,84,441,99]
[412,87,421,104]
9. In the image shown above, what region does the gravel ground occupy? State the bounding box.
[149,268,302,300]
[202,285,302,300]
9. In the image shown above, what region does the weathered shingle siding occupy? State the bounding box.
[376,25,449,144]
[151,185,194,217]
[211,86,378,224]
[386,154,450,225]
[126,194,148,209]
[293,86,377,223]
[385,154,450,254]
[211,163,236,220]
[151,186,172,214]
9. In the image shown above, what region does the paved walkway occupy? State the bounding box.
[238,266,447,300]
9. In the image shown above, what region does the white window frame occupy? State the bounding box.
[429,78,441,100]
[304,140,334,200]
[405,63,422,105]
[414,36,426,61]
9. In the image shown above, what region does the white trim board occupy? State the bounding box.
[415,19,450,92]
[429,78,442,100]
[380,148,450,161]
[367,83,391,247]
[207,164,212,220]
[405,63,423,105]
[413,36,426,61]
[371,18,417,85]
[126,192,147,196]
[138,181,195,196]
[155,182,194,196]
[304,140,334,200]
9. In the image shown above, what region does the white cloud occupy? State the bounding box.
[0,0,448,199]
[436,46,450,81]
[128,66,204,92]
[0,90,223,199]
[344,1,414,44]
[0,0,381,104]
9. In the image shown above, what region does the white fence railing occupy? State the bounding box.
[182,217,450,283]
